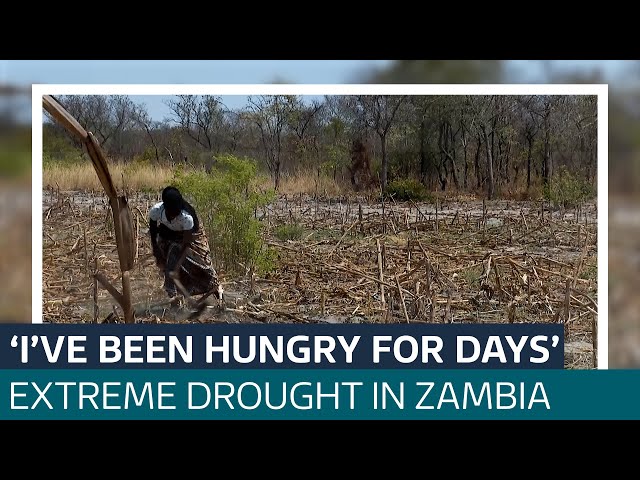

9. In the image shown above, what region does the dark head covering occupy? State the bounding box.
[161,186,200,232]
[162,186,183,212]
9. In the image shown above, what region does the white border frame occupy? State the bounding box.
[32,83,609,368]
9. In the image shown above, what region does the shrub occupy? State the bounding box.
[274,223,304,241]
[460,266,482,286]
[173,154,277,276]
[42,130,83,165]
[544,166,595,208]
[384,179,433,202]
[131,146,158,165]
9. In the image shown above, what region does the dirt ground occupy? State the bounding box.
[42,189,599,369]
[42,190,598,368]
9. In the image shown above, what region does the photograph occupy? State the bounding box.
[36,85,602,370]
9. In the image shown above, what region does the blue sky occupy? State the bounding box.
[131,94,326,123]
[2,60,391,85]
[4,60,628,85]
[3,60,392,122]
[1,60,634,123]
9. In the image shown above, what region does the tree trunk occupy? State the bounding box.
[590,145,596,184]
[544,124,551,186]
[498,136,504,183]
[439,123,449,188]
[274,160,281,191]
[504,137,511,184]
[461,126,468,190]
[475,134,482,189]
[438,167,447,191]
[420,118,428,184]
[543,104,552,186]
[526,134,533,189]
[140,123,160,164]
[380,132,388,191]
[491,129,496,193]
[483,125,495,200]
[450,123,460,189]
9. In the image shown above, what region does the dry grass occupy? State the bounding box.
[44,162,175,192]
[43,162,550,205]
[258,171,353,197]
[45,162,355,198]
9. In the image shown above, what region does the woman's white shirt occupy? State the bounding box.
[149,202,194,231]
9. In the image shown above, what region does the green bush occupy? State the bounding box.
[544,166,595,208]
[274,223,304,241]
[173,154,277,276]
[42,130,83,165]
[132,146,158,165]
[384,179,433,202]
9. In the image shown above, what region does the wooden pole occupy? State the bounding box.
[592,314,597,369]
[396,275,410,324]
[93,257,99,324]
[563,278,571,337]
[122,271,133,323]
[377,239,386,310]
[43,95,136,323]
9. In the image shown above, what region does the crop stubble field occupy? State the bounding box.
[43,189,598,368]
[42,188,598,369]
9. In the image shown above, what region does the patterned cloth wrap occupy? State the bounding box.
[149,202,218,297]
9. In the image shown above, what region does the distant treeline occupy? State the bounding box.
[43,93,597,198]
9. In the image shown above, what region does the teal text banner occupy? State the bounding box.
[2,369,638,420]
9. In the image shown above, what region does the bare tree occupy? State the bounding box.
[60,95,137,151]
[248,95,296,190]
[286,98,324,170]
[523,95,560,186]
[132,102,160,163]
[287,98,324,141]
[355,95,407,190]
[405,96,438,188]
[517,96,541,190]
[435,98,464,190]
[165,95,226,153]
[222,110,245,154]
[574,96,598,182]
[467,95,499,199]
